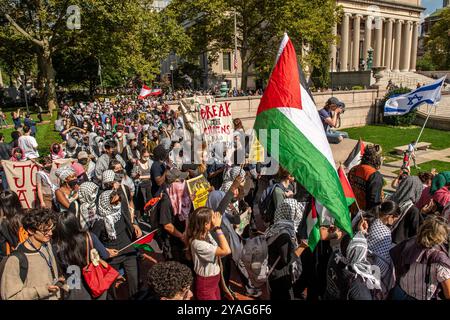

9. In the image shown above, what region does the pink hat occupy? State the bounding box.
[71,162,86,177]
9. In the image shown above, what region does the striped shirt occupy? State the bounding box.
[399,262,450,300]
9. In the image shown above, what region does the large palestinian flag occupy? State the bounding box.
[253,34,353,248]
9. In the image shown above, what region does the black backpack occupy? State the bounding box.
[0,245,29,298]
[258,183,285,224]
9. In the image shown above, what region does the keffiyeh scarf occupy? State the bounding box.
[78,182,99,230]
[98,190,122,240]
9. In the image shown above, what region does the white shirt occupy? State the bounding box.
[191,234,220,277]
[18,135,39,159]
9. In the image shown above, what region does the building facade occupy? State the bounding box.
[331,0,424,72]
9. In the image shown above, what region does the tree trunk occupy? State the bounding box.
[240,47,249,91]
[37,44,57,112]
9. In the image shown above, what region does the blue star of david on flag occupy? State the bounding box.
[407,94,423,106]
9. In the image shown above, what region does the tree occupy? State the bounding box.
[1,0,190,109]
[425,7,450,70]
[168,0,339,90]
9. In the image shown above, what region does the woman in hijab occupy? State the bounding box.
[92,189,140,299]
[54,166,79,213]
[324,232,378,300]
[50,143,65,160]
[70,182,99,231]
[430,171,450,195]
[9,147,25,162]
[266,198,307,300]
[389,176,425,244]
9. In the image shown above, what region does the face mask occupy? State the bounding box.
[15,154,22,160]
[231,197,239,203]
[115,173,124,181]
[68,180,78,188]
[44,165,52,172]
[142,157,149,162]
[116,132,122,138]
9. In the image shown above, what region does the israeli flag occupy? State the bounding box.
[384,76,447,116]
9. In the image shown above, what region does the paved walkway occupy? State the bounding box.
[380,148,450,192]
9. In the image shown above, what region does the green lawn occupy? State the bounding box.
[346,125,450,157]
[0,112,62,157]
[393,160,450,176]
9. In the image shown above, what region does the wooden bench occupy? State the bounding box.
[393,142,431,155]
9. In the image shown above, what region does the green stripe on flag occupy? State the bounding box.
[133,243,154,252]
[254,108,353,237]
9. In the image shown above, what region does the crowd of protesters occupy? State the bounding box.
[0,93,448,301]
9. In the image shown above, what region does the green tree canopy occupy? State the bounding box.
[425,7,450,70]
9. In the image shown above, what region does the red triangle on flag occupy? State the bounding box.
[257,36,302,115]
[338,165,356,203]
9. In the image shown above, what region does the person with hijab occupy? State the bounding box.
[430,171,450,195]
[389,176,425,244]
[70,182,99,231]
[266,198,307,300]
[54,166,79,213]
[9,147,25,162]
[324,232,378,300]
[50,143,65,160]
[65,138,79,159]
[92,188,140,299]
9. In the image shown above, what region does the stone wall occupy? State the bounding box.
[168,89,381,130]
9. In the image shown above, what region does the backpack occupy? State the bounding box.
[240,231,301,288]
[258,182,284,224]
[0,244,29,298]
[4,226,29,256]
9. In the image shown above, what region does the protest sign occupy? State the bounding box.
[235,209,251,237]
[179,96,234,152]
[248,134,265,163]
[186,174,210,209]
[2,160,40,208]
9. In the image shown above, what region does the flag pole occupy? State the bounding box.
[117,230,156,253]
[414,78,445,148]
[234,10,238,93]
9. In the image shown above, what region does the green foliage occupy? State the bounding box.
[382,87,417,126]
[168,0,339,89]
[424,7,450,70]
[351,85,364,90]
[416,53,437,71]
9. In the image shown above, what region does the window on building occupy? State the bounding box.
[223,52,231,72]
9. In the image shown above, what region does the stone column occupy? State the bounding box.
[410,21,419,72]
[330,23,337,72]
[363,15,374,62]
[374,17,384,67]
[352,14,362,71]
[401,21,413,72]
[340,13,351,72]
[393,19,403,72]
[384,18,394,70]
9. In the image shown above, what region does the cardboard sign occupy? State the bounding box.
[2,160,40,208]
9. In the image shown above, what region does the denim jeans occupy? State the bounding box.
[326,130,349,144]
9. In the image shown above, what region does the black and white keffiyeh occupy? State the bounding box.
[98,190,122,240]
[55,166,75,183]
[367,218,393,276]
[102,170,116,184]
[223,165,246,184]
[265,198,305,246]
[78,182,99,230]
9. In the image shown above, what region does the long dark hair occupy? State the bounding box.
[0,190,24,235]
[186,207,213,260]
[53,212,88,268]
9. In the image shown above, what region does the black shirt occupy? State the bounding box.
[158,194,185,257]
[324,251,373,300]
[151,161,166,197]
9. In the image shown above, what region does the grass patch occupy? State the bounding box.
[346,125,450,157]
[0,111,61,157]
[393,160,450,176]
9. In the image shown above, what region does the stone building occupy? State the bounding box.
[331,0,424,72]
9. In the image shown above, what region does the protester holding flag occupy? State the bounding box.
[348,144,384,211]
[92,188,140,299]
[266,199,307,300]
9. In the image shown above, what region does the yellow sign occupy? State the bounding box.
[249,135,265,163]
[186,175,211,209]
